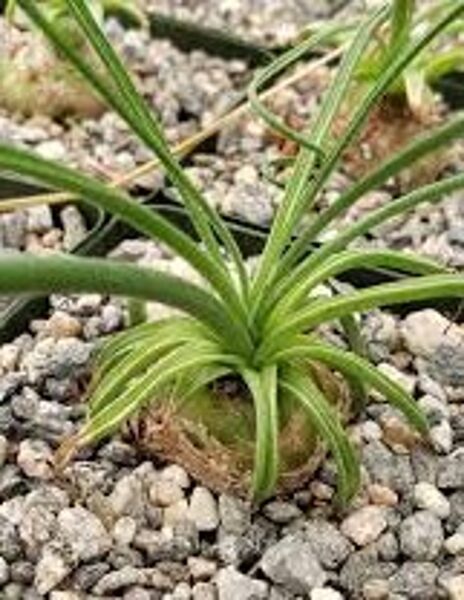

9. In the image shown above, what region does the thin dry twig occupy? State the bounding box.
[0,46,343,214]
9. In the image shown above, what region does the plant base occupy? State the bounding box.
[136,363,351,499]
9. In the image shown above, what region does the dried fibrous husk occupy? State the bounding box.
[136,362,351,499]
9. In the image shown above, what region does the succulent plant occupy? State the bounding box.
[0,0,464,503]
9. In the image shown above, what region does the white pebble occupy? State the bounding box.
[414,482,450,519]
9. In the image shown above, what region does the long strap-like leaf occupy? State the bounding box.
[259,274,464,361]
[0,144,249,329]
[276,341,428,435]
[280,364,360,504]
[242,365,279,501]
[0,253,253,358]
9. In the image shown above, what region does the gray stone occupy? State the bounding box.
[110,474,145,517]
[304,520,353,569]
[160,464,190,489]
[219,494,251,535]
[438,449,464,489]
[0,516,22,561]
[218,519,276,567]
[216,566,268,600]
[72,562,110,591]
[149,478,185,507]
[10,560,34,585]
[442,575,464,600]
[188,486,219,532]
[34,546,71,595]
[430,420,453,454]
[340,506,388,547]
[113,516,138,547]
[57,505,112,562]
[187,557,217,581]
[444,533,464,555]
[61,205,87,250]
[192,582,216,600]
[26,205,53,234]
[263,501,302,524]
[400,511,443,560]
[93,567,146,595]
[261,534,327,594]
[19,505,56,555]
[339,548,396,596]
[17,439,53,480]
[389,561,439,600]
[362,441,415,493]
[413,482,450,519]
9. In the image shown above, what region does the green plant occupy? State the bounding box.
[1,0,464,503]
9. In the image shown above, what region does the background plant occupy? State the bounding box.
[1,0,464,503]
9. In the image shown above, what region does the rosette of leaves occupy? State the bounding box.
[1,0,464,503]
[0,0,144,118]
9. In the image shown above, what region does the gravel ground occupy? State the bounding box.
[1,2,464,599]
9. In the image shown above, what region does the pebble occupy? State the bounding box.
[219,494,251,535]
[430,419,454,454]
[443,575,464,600]
[163,499,189,527]
[304,520,353,569]
[261,534,327,594]
[60,206,87,250]
[192,582,216,600]
[160,464,190,489]
[26,206,53,234]
[17,439,53,480]
[45,311,82,339]
[113,516,138,547]
[187,486,219,532]
[413,482,450,519]
[341,506,388,547]
[57,505,112,562]
[216,566,268,600]
[444,533,464,555]
[367,484,399,507]
[263,500,302,524]
[362,578,390,600]
[150,479,185,507]
[0,556,10,586]
[34,546,71,595]
[438,448,464,489]
[399,511,444,560]
[390,561,439,599]
[187,557,217,581]
[310,588,344,600]
[401,310,457,357]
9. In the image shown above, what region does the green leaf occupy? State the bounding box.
[277,340,429,435]
[0,253,253,358]
[89,320,210,417]
[81,341,236,445]
[285,114,464,268]
[0,143,248,328]
[242,366,279,501]
[250,5,389,318]
[280,365,360,504]
[17,0,249,297]
[261,274,464,361]
[265,248,446,330]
